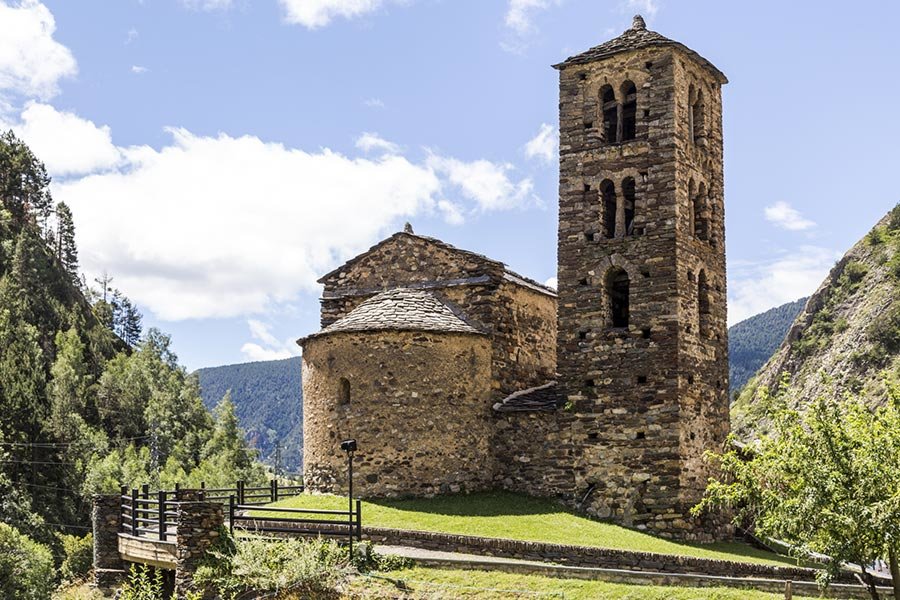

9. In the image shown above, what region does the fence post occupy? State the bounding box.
[270,479,275,503]
[119,486,127,533]
[228,495,235,535]
[237,480,245,505]
[199,481,205,501]
[158,490,166,541]
[356,499,362,542]
[130,488,138,536]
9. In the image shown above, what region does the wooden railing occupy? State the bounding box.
[229,496,362,552]
[193,480,304,505]
[119,485,177,542]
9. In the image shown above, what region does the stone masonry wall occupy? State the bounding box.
[302,329,493,497]
[554,43,729,540]
[92,494,126,589]
[318,233,556,400]
[174,499,224,598]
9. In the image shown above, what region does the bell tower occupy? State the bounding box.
[553,15,729,538]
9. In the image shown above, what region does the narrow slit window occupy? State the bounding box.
[607,268,630,328]
[698,271,710,335]
[600,85,617,144]
[338,377,351,405]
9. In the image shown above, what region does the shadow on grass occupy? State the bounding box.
[366,490,563,518]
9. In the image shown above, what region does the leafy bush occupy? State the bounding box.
[57,533,93,582]
[194,535,353,599]
[119,564,164,600]
[868,305,900,356]
[353,541,414,572]
[0,522,55,600]
[888,202,900,232]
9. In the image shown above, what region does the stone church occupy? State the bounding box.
[298,16,730,540]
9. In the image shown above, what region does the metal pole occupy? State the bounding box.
[348,450,353,558]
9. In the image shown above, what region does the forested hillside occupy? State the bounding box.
[0,131,265,588]
[196,357,303,472]
[733,204,900,438]
[727,298,807,396]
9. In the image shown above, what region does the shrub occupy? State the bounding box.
[57,533,93,582]
[194,535,353,599]
[0,522,55,600]
[888,202,900,232]
[119,564,165,600]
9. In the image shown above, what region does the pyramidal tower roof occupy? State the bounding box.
[301,288,483,342]
[553,15,727,83]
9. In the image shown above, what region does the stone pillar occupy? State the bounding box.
[92,494,126,589]
[174,500,224,599]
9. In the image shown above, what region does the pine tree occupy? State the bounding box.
[54,201,78,283]
[0,131,52,226]
[120,297,143,347]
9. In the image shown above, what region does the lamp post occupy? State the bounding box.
[339,439,357,557]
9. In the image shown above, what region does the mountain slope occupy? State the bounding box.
[196,357,303,471]
[727,298,807,397]
[733,205,900,438]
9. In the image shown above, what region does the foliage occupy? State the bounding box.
[194,535,353,598]
[694,382,900,599]
[56,533,93,582]
[353,541,414,572]
[119,564,165,600]
[0,522,55,600]
[0,130,52,225]
[264,491,797,567]
[728,298,806,395]
[53,201,78,284]
[196,356,303,471]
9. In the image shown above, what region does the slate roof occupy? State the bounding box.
[493,381,561,413]
[553,15,727,84]
[300,288,484,342]
[317,229,556,298]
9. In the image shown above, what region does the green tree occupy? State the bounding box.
[694,383,900,599]
[0,130,52,226]
[0,522,55,600]
[54,201,79,283]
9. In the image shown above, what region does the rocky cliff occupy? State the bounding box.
[732,204,900,438]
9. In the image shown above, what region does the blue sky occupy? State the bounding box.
[1,0,897,371]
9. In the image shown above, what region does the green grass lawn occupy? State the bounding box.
[347,567,819,599]
[253,491,803,567]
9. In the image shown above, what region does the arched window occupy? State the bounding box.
[600,85,617,144]
[338,377,351,405]
[620,81,637,141]
[694,183,707,241]
[698,270,710,335]
[600,179,617,239]
[606,268,630,328]
[622,177,636,235]
[693,90,705,144]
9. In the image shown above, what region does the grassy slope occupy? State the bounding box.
[257,491,801,567]
[348,568,818,600]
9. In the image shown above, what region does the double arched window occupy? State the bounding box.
[599,80,638,144]
[599,177,638,239]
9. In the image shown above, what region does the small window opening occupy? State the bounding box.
[687,375,695,385]
[606,268,630,328]
[578,277,589,286]
[585,379,595,388]
[620,81,637,141]
[578,330,588,340]
[636,431,646,440]
[643,109,651,118]
[622,177,636,235]
[588,432,599,440]
[698,270,711,335]
[645,61,653,69]
[689,432,696,441]
[637,375,648,384]
[687,270,695,283]
[641,328,652,339]
[641,269,650,278]
[578,71,588,81]
[338,377,351,405]
[600,179,617,238]
[583,121,594,130]
[600,85,617,144]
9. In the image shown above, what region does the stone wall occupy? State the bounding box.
[302,329,493,497]
[92,494,126,589]
[174,500,224,598]
[553,40,729,539]
[316,232,557,401]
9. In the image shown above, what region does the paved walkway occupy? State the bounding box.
[376,545,891,600]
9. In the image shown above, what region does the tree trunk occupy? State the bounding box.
[889,547,900,600]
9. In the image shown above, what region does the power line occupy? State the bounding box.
[0,435,149,448]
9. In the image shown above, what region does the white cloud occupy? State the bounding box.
[524,123,557,163]
[764,201,816,231]
[279,0,397,29]
[428,155,535,212]
[4,102,122,177]
[0,0,77,100]
[355,132,399,154]
[544,276,557,290]
[504,0,561,35]
[624,0,659,18]
[241,319,298,361]
[126,28,139,44]
[131,65,149,75]
[180,0,233,11]
[52,126,534,321]
[727,246,840,325]
[363,98,385,109]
